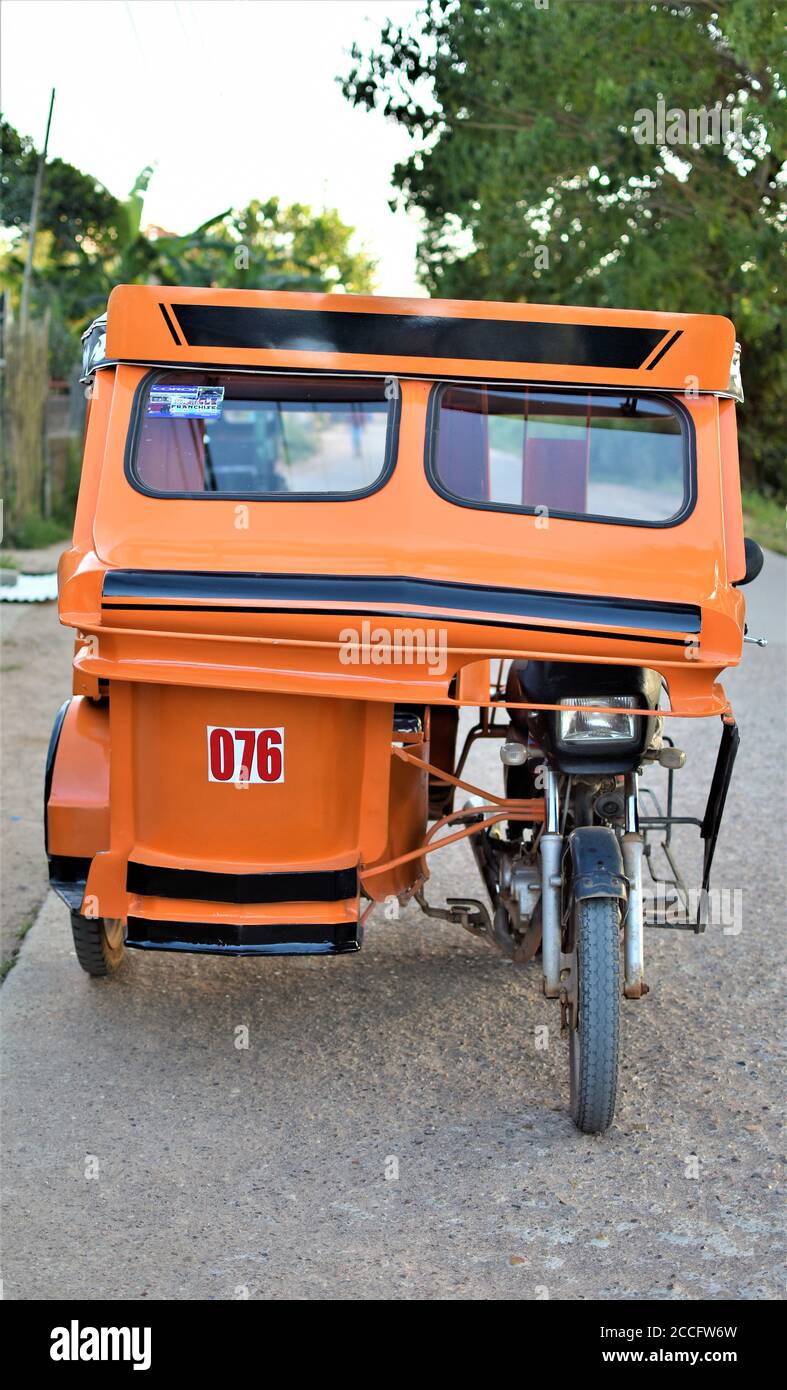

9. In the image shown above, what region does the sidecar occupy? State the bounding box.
[45,285,759,1132]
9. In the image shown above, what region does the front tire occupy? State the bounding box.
[567,897,620,1134]
[70,911,124,976]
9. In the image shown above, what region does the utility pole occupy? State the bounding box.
[20,87,56,327]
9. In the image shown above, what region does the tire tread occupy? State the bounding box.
[571,897,620,1134]
[70,912,123,977]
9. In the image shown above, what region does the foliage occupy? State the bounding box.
[741,487,786,553]
[341,0,786,494]
[0,120,375,539]
[2,314,50,532]
[147,199,376,293]
[0,120,375,369]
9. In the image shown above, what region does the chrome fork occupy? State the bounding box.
[621,771,647,998]
[540,768,562,998]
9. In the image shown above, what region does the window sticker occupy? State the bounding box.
[147,385,225,419]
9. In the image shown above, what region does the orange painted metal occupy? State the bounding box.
[718,398,746,585]
[48,285,748,930]
[106,284,737,395]
[364,736,429,902]
[47,697,110,859]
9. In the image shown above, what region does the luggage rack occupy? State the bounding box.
[637,725,739,933]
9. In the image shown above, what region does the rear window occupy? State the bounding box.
[429,386,690,525]
[130,373,397,498]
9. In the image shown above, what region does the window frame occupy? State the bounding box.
[424,382,697,530]
[124,368,402,503]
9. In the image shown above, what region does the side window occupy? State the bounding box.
[130,373,397,498]
[430,386,690,525]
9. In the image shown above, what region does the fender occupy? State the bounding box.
[44,698,71,854]
[566,826,627,902]
[46,696,110,908]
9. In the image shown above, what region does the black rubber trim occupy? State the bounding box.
[123,368,401,503]
[48,853,92,882]
[700,721,740,895]
[125,917,362,956]
[102,570,700,642]
[168,304,667,370]
[126,862,358,904]
[101,603,688,648]
[44,698,71,855]
[424,383,697,530]
[48,854,91,911]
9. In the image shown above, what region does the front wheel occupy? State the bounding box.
[70,911,125,977]
[566,897,620,1134]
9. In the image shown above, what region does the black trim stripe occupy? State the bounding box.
[645,329,683,371]
[102,570,701,640]
[126,862,358,904]
[169,305,665,371]
[102,604,688,648]
[159,304,182,346]
[125,917,361,955]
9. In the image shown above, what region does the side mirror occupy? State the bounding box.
[735,536,765,587]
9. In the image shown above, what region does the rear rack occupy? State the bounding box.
[638,723,739,930]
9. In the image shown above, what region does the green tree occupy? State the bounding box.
[1,121,376,538]
[1,120,125,365]
[342,0,786,493]
[1,121,375,357]
[148,198,375,293]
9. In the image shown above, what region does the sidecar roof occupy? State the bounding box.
[103,285,739,397]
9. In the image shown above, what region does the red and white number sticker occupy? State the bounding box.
[207,726,284,784]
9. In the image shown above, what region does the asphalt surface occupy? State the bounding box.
[2,555,784,1300]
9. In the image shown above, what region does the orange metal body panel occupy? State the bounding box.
[50,286,748,929]
[364,736,429,902]
[719,398,746,585]
[79,683,391,921]
[456,661,492,706]
[47,697,110,859]
[106,285,736,395]
[60,370,742,709]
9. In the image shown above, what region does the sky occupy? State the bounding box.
[1,0,427,294]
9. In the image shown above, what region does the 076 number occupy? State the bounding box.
[207,726,285,784]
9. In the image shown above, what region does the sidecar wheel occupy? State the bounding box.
[70,911,125,977]
[567,897,620,1134]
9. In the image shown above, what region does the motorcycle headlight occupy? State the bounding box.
[557,696,638,744]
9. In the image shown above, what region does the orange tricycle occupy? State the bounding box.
[45,286,762,1131]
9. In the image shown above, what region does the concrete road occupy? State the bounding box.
[0,541,75,970]
[2,556,784,1300]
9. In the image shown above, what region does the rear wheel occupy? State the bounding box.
[70,911,125,976]
[566,897,620,1134]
